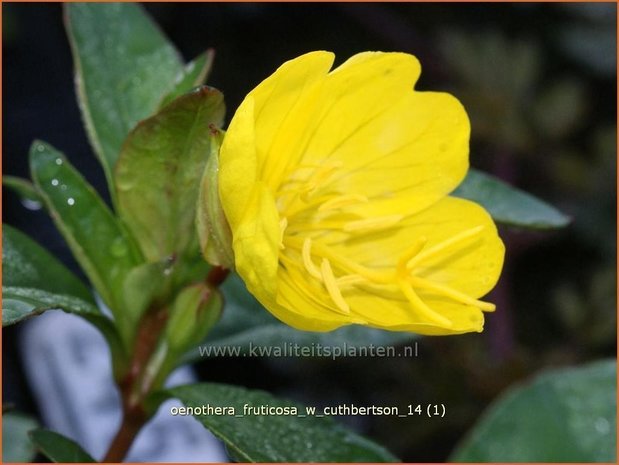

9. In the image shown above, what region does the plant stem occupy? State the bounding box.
[207,265,230,287]
[102,307,168,462]
[102,407,147,462]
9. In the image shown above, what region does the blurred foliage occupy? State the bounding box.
[2,411,38,463]
[557,3,617,76]
[451,360,616,462]
[29,430,96,463]
[439,29,589,154]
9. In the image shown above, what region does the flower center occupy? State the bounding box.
[276,162,495,323]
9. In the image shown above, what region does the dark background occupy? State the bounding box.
[3,3,617,461]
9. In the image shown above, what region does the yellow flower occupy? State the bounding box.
[216,51,504,335]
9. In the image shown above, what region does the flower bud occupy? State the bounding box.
[196,127,234,268]
[165,282,222,354]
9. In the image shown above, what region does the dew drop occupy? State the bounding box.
[55,158,63,166]
[67,197,75,206]
[36,144,45,152]
[51,179,59,186]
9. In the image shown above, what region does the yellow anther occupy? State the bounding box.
[309,240,393,284]
[318,194,368,212]
[320,258,350,314]
[302,237,322,279]
[344,215,404,232]
[283,236,393,284]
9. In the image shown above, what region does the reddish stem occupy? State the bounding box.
[102,407,146,463]
[207,266,230,287]
[102,307,168,462]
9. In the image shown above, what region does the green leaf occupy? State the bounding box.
[451,359,616,462]
[159,50,215,108]
[116,87,225,262]
[453,169,570,229]
[2,225,123,360]
[3,287,100,327]
[122,261,169,318]
[183,274,415,362]
[2,412,38,463]
[2,224,106,326]
[3,224,92,301]
[29,141,142,341]
[65,2,184,190]
[168,383,399,462]
[30,430,95,463]
[3,176,44,208]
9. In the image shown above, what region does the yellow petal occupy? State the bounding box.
[403,196,504,299]
[326,196,503,300]
[231,182,280,297]
[218,96,258,232]
[249,51,335,189]
[352,297,484,335]
[335,91,470,218]
[274,265,359,331]
[282,53,469,218]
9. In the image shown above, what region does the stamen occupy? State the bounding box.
[344,215,404,232]
[319,194,368,212]
[305,239,393,284]
[320,258,350,314]
[410,277,496,312]
[299,163,342,202]
[336,274,366,288]
[302,238,322,279]
[408,226,485,269]
[279,217,288,250]
[397,236,428,274]
[298,182,318,201]
[398,279,452,327]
